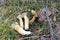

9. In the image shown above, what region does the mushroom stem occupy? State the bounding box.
[17,14,23,28]
[24,15,29,30]
[11,22,31,35]
[30,16,36,23]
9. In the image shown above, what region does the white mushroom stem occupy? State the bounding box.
[24,15,29,30]
[17,14,23,28]
[11,22,31,35]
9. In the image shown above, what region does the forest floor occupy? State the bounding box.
[0,0,60,40]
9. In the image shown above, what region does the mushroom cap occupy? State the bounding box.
[17,12,27,19]
[22,12,27,16]
[31,10,38,17]
[17,14,22,18]
[11,22,18,29]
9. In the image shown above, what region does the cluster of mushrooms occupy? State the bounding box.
[11,8,58,35]
[11,10,38,35]
[11,12,31,35]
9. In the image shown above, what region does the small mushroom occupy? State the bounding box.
[11,22,31,35]
[30,10,38,23]
[17,14,23,28]
[23,13,29,30]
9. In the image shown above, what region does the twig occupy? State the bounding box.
[45,0,55,40]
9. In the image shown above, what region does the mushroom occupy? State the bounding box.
[17,12,30,30]
[17,14,24,28]
[23,13,29,30]
[11,22,31,35]
[30,10,38,23]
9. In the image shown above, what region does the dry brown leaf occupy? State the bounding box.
[53,16,56,22]
[37,8,57,22]
[55,24,60,39]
